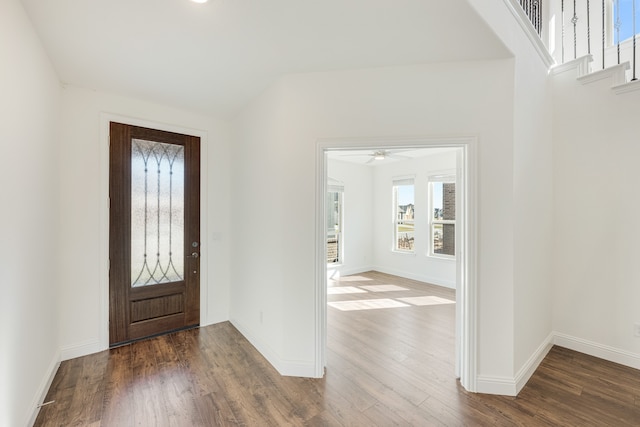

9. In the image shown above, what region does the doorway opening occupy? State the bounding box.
[315,137,477,391]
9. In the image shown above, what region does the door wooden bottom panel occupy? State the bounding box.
[127,314,191,344]
[131,293,184,323]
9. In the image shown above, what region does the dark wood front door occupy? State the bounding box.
[109,122,200,346]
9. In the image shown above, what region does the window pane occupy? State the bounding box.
[433,182,455,220]
[327,191,341,263]
[433,182,443,219]
[397,221,415,251]
[442,183,455,220]
[433,223,455,256]
[395,183,414,251]
[614,0,640,44]
[431,180,455,256]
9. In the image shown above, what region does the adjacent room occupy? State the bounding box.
[325,146,461,405]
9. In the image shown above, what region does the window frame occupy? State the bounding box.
[327,180,344,265]
[392,176,415,254]
[428,174,456,259]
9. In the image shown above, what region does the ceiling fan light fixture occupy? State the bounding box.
[373,151,385,160]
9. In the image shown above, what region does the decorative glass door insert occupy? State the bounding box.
[131,139,184,287]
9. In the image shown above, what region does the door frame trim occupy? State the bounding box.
[99,113,209,351]
[314,136,478,391]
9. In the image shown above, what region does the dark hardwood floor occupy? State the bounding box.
[35,271,640,426]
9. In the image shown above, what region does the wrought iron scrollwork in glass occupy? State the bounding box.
[131,139,185,287]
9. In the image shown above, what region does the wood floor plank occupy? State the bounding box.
[34,271,640,426]
[99,346,135,427]
[194,391,243,426]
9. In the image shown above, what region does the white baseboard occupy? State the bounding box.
[201,315,230,328]
[26,351,60,427]
[476,375,517,396]
[476,332,640,397]
[326,265,455,289]
[372,265,456,289]
[553,332,640,370]
[477,331,554,397]
[60,339,105,361]
[514,332,554,394]
[230,318,318,378]
[327,265,374,278]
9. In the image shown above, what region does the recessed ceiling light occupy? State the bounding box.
[191,0,208,3]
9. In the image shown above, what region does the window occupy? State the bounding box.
[393,177,415,252]
[430,176,455,257]
[613,0,640,44]
[327,180,343,264]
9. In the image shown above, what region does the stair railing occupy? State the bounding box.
[519,0,544,34]
[520,0,639,81]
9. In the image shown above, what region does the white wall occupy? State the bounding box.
[231,60,516,380]
[512,45,554,386]
[552,65,640,366]
[0,0,61,425]
[372,150,457,288]
[468,0,555,393]
[57,86,232,358]
[326,159,373,276]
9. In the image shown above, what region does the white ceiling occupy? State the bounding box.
[21,0,510,117]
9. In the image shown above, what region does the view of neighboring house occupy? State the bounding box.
[397,203,414,221]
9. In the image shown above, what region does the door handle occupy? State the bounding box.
[189,252,199,259]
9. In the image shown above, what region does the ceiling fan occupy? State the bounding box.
[359,149,411,164]
[334,149,413,164]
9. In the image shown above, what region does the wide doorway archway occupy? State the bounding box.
[314,137,478,392]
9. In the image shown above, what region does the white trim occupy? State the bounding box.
[476,375,517,396]
[60,339,103,361]
[550,55,593,77]
[578,61,630,85]
[503,0,556,69]
[314,148,329,376]
[514,332,554,394]
[25,351,60,427]
[326,178,344,193]
[553,332,640,370]
[315,135,478,392]
[391,175,416,185]
[230,319,318,378]
[612,79,640,94]
[458,141,477,391]
[476,331,640,396]
[372,266,456,289]
[99,113,209,352]
[327,265,375,278]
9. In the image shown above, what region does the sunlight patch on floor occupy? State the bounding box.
[397,296,455,306]
[358,284,409,292]
[327,286,368,295]
[328,298,410,311]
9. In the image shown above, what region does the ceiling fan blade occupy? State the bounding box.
[366,157,376,164]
